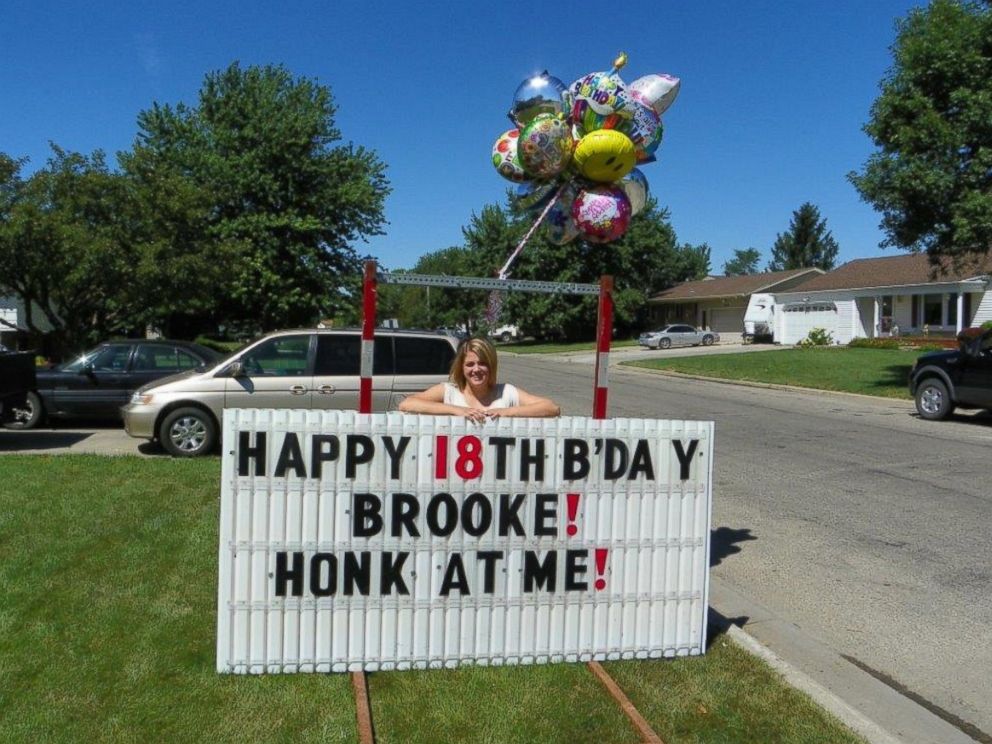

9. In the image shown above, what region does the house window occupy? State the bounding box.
[923,295,942,325]
[946,295,957,327]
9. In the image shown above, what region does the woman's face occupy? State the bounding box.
[462,350,490,390]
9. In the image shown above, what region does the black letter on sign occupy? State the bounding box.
[274,551,304,597]
[523,550,557,592]
[352,493,383,537]
[343,551,371,596]
[380,551,410,595]
[310,553,338,596]
[238,431,266,476]
[498,493,526,536]
[477,551,503,593]
[391,493,420,537]
[520,438,545,481]
[346,434,374,478]
[564,549,588,591]
[461,493,493,537]
[274,433,306,478]
[382,436,411,479]
[439,553,470,596]
[604,439,628,480]
[426,493,458,537]
[534,493,558,536]
[628,439,655,480]
[488,437,515,479]
[311,434,339,478]
[563,439,590,480]
[672,439,700,481]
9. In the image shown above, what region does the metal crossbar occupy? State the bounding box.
[378,272,600,296]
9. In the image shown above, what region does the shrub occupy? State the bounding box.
[797,327,833,348]
[194,336,242,353]
[848,338,900,349]
[982,321,992,331]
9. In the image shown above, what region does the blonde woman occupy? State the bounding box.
[399,337,560,422]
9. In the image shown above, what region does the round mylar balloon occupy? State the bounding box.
[545,183,580,245]
[620,168,649,216]
[518,114,574,180]
[573,128,636,182]
[624,92,663,163]
[572,185,631,243]
[514,180,557,211]
[491,129,527,183]
[509,71,568,127]
[570,71,631,135]
[629,74,681,116]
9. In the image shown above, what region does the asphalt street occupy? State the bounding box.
[2,342,989,742]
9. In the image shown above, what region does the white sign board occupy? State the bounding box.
[217,409,713,674]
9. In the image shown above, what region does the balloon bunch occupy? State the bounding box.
[492,53,679,247]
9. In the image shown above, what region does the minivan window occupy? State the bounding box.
[241,335,311,376]
[394,337,455,375]
[315,335,392,375]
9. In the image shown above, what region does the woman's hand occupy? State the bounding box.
[455,406,490,423]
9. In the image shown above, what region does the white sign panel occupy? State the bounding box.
[217,409,713,674]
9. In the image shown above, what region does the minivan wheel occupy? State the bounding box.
[4,391,43,430]
[915,379,953,421]
[159,406,217,457]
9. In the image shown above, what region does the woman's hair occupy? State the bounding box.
[450,337,499,390]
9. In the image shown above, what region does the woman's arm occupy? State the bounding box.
[489,386,560,418]
[398,383,489,421]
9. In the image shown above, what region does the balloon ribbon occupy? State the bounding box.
[497,181,567,280]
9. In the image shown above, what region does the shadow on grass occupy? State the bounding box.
[869,363,914,389]
[710,526,757,568]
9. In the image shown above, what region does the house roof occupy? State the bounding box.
[788,253,992,293]
[649,268,823,302]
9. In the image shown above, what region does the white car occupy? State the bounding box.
[637,324,719,350]
[491,324,520,342]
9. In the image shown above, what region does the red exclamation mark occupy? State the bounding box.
[594,548,608,591]
[566,493,580,536]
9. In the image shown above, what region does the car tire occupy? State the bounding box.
[4,391,43,430]
[500,332,512,343]
[159,406,217,457]
[702,335,714,346]
[915,378,953,421]
[659,338,672,349]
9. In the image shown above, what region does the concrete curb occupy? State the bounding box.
[720,622,901,744]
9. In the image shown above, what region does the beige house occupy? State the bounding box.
[646,268,824,335]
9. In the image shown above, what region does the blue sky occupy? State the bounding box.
[2,0,926,274]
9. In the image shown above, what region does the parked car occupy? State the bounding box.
[122,328,459,457]
[909,327,992,420]
[4,339,221,430]
[491,324,520,343]
[435,326,468,342]
[638,325,719,350]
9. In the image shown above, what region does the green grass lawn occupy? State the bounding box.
[0,455,863,743]
[625,347,919,399]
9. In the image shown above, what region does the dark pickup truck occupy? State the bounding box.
[0,350,37,424]
[909,327,992,420]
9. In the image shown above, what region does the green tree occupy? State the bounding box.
[767,202,839,271]
[0,148,139,355]
[121,62,389,336]
[850,0,992,266]
[376,246,482,331]
[723,247,762,275]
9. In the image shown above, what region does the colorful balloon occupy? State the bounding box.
[572,129,636,182]
[513,180,557,211]
[518,114,574,180]
[620,168,649,216]
[491,129,527,183]
[545,183,580,245]
[509,71,568,127]
[572,185,631,243]
[629,74,681,116]
[570,71,632,135]
[624,92,663,163]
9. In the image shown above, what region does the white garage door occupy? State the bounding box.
[709,307,746,334]
[781,302,838,344]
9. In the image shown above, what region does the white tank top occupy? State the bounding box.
[443,382,519,408]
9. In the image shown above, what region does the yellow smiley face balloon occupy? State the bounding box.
[572,129,636,183]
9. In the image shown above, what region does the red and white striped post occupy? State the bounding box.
[592,275,613,420]
[359,260,377,414]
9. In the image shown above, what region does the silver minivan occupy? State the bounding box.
[122,328,458,457]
